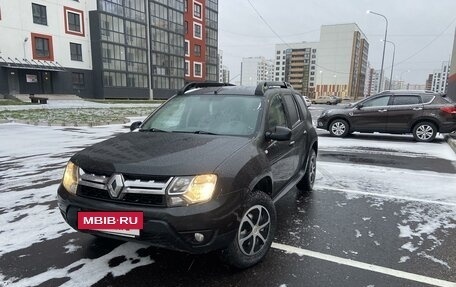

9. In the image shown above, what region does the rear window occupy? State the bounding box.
[391,96,421,105]
[421,94,435,103]
[432,95,453,104]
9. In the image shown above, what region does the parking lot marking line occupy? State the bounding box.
[318,161,456,179]
[271,242,456,287]
[315,185,456,207]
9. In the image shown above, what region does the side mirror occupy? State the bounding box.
[130,121,142,131]
[356,104,363,110]
[265,126,292,141]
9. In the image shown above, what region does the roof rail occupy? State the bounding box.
[177,82,235,95]
[254,81,293,96]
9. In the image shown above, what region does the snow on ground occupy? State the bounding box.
[315,135,456,269]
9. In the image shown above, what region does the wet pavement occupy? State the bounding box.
[1,121,456,287]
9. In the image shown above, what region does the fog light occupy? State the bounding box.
[194,233,205,242]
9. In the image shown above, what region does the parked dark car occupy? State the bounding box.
[58,82,318,268]
[317,90,456,142]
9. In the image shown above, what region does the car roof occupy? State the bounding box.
[179,81,296,97]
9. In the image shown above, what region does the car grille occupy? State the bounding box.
[77,170,172,207]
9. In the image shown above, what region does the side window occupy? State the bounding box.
[293,94,308,120]
[268,95,288,129]
[363,96,390,107]
[391,96,421,106]
[283,94,300,127]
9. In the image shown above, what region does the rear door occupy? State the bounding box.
[387,95,423,132]
[283,93,306,176]
[350,95,391,132]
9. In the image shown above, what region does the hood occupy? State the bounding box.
[72,132,251,176]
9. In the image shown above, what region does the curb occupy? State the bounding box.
[445,135,456,154]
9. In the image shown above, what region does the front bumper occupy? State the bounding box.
[317,116,330,130]
[57,184,244,254]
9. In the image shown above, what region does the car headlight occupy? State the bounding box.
[167,174,217,206]
[62,161,79,195]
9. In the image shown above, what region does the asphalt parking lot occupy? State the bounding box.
[1,113,456,287]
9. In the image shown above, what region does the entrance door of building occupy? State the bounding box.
[42,71,53,94]
[7,69,20,95]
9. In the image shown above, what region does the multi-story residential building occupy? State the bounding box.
[219,65,230,83]
[0,0,95,98]
[425,74,433,91]
[431,61,450,94]
[407,84,426,90]
[315,24,369,100]
[273,24,368,100]
[240,57,273,86]
[274,42,319,97]
[0,0,218,99]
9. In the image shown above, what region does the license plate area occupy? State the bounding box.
[78,211,143,238]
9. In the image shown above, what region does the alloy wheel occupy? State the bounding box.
[331,122,346,136]
[309,154,317,187]
[416,125,434,140]
[238,205,271,256]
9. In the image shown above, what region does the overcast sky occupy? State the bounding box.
[218,0,456,85]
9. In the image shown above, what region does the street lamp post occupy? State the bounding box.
[367,10,388,93]
[382,39,396,90]
[319,71,323,98]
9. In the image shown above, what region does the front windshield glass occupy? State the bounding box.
[141,95,263,136]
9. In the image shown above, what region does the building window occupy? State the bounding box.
[184,40,190,56]
[64,7,84,36]
[72,72,85,87]
[31,33,54,61]
[193,1,202,19]
[184,0,188,12]
[193,23,202,39]
[194,44,201,57]
[185,21,188,34]
[70,43,82,61]
[32,3,47,25]
[185,60,190,76]
[194,62,202,78]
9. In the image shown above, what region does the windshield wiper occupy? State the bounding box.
[172,130,219,135]
[139,128,169,133]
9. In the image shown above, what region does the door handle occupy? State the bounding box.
[378,109,387,113]
[413,107,423,111]
[289,141,295,147]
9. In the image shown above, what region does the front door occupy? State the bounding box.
[264,94,296,194]
[7,69,20,94]
[42,71,53,94]
[350,95,391,132]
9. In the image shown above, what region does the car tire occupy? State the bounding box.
[413,121,437,142]
[297,149,317,192]
[311,101,316,104]
[220,191,277,269]
[329,119,350,137]
[326,101,331,105]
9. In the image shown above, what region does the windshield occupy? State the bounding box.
[141,95,263,136]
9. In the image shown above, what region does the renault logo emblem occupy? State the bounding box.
[107,174,124,198]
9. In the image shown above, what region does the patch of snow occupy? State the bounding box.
[398,225,414,239]
[355,229,362,238]
[368,231,374,238]
[5,242,153,287]
[401,242,418,253]
[418,252,451,269]
[64,244,82,254]
[399,256,410,263]
[374,241,380,246]
[362,217,371,221]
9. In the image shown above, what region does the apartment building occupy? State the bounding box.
[273,24,368,100]
[0,0,94,98]
[0,0,218,99]
[431,61,450,94]
[240,57,273,86]
[316,24,369,100]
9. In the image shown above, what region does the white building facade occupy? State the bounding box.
[240,57,273,86]
[0,0,94,97]
[431,61,450,94]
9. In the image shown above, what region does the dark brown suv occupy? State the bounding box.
[317,90,456,142]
